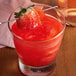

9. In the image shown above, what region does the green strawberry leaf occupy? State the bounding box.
[14,5,35,18]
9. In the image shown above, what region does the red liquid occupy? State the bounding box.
[12,15,63,67]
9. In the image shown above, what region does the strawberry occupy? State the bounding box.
[14,5,45,30]
[34,6,45,20]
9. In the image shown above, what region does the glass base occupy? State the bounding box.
[19,59,56,76]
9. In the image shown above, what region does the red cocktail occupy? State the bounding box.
[8,4,65,76]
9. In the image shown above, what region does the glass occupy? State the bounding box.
[8,4,66,76]
[58,0,76,26]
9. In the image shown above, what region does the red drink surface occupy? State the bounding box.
[12,15,63,67]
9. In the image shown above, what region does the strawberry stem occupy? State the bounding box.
[14,5,35,18]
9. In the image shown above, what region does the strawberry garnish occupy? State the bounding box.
[34,6,45,20]
[14,5,45,30]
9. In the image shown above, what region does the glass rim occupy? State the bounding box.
[8,4,66,43]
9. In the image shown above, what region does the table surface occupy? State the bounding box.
[0,26,76,76]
